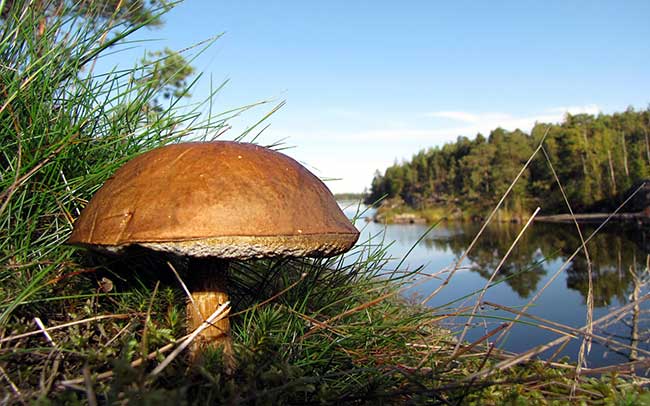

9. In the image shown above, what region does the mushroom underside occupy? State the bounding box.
[95,233,358,259]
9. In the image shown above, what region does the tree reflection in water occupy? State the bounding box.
[340,197,650,366]
[426,222,648,308]
[421,221,650,364]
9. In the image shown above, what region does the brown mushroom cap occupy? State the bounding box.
[68,141,359,259]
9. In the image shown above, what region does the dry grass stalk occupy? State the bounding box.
[230,272,307,318]
[494,182,648,346]
[83,365,98,406]
[468,294,650,381]
[574,358,650,376]
[484,301,650,358]
[59,303,231,387]
[420,127,551,305]
[150,301,230,376]
[103,321,133,347]
[302,291,396,339]
[33,317,56,347]
[0,364,21,397]
[541,146,594,399]
[447,323,509,363]
[59,340,179,388]
[167,261,202,320]
[453,207,540,354]
[0,314,140,344]
[287,306,347,337]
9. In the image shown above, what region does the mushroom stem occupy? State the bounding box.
[186,258,234,371]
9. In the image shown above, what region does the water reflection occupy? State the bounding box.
[339,201,650,368]
[424,224,547,298]
[425,222,647,307]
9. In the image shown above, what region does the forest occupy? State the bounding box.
[365,108,650,218]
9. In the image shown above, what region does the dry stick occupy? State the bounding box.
[417,304,475,327]
[466,294,650,381]
[83,366,98,406]
[33,317,63,397]
[60,304,231,387]
[60,339,179,388]
[574,358,650,376]
[420,128,551,305]
[60,272,306,387]
[462,343,498,402]
[39,351,61,396]
[150,302,230,377]
[541,147,594,391]
[0,364,21,397]
[506,320,578,340]
[533,380,601,397]
[453,207,540,355]
[167,261,202,320]
[493,182,647,347]
[483,301,650,358]
[463,348,603,373]
[629,265,641,362]
[447,323,510,364]
[34,317,56,347]
[468,327,597,382]
[0,313,140,344]
[104,321,133,348]
[397,264,457,298]
[544,339,570,365]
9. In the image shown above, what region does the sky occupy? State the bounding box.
[102,1,650,193]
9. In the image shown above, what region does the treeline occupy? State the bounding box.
[366,108,650,216]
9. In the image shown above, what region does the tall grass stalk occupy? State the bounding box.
[420,128,551,306]
[540,145,595,395]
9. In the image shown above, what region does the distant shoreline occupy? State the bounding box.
[367,205,650,226]
[333,193,366,201]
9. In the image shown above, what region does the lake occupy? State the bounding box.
[339,201,650,369]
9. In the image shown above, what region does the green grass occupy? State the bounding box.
[1,1,648,404]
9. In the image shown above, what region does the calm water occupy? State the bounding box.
[340,201,650,369]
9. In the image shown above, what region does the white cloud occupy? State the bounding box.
[418,104,602,141]
[547,104,601,115]
[425,111,480,122]
[275,104,603,145]
[425,111,516,124]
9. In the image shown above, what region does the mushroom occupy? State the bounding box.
[68,141,359,369]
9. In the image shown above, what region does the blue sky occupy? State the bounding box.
[103,1,650,193]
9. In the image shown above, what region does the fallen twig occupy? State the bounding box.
[0,313,142,344]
